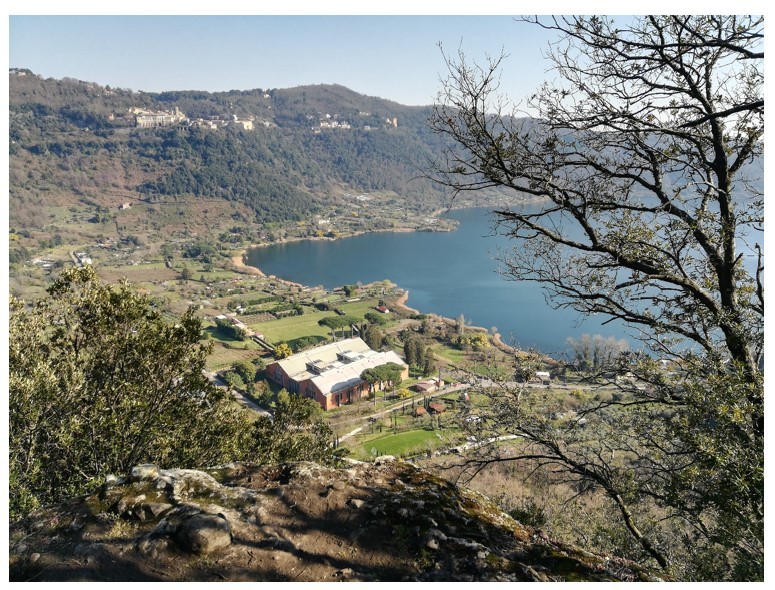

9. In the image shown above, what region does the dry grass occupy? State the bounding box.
[424,447,636,557]
[97,266,180,284]
[205,343,266,371]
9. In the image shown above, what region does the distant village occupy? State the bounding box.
[126,107,265,131]
[11,68,400,133]
[126,107,398,133]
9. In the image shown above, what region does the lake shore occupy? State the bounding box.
[390,289,534,359]
[391,289,420,315]
[230,218,457,280]
[229,203,584,358]
[231,253,265,276]
[233,245,524,357]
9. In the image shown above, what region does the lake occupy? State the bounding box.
[246,208,631,355]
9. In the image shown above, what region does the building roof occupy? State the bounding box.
[413,381,436,392]
[276,337,406,396]
[276,338,373,380]
[310,350,405,395]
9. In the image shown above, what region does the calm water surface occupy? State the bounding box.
[247,208,630,354]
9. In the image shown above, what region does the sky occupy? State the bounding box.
[8,13,558,107]
[7,2,761,105]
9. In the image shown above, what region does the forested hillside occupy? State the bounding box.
[9,70,452,231]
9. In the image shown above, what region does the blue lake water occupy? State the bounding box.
[246,208,632,355]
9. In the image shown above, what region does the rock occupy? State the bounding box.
[151,516,178,537]
[104,474,125,487]
[156,476,174,490]
[137,537,169,559]
[175,514,232,555]
[75,543,109,564]
[335,568,354,578]
[374,455,395,465]
[143,502,173,518]
[427,527,447,542]
[131,464,160,480]
[117,494,147,518]
[9,460,668,583]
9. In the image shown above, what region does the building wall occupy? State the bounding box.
[266,361,285,388]
[314,381,371,411]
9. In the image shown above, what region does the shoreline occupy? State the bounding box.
[231,246,533,360]
[391,290,527,358]
[231,254,265,276]
[232,245,524,357]
[229,202,551,360]
[391,289,420,315]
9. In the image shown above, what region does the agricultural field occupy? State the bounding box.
[248,310,336,345]
[205,342,267,372]
[96,263,180,284]
[247,297,390,345]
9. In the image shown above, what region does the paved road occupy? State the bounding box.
[203,371,272,417]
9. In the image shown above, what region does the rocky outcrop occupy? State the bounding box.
[9,461,665,582]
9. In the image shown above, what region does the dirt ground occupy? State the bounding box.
[9,460,663,582]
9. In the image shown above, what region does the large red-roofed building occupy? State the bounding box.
[266,337,408,411]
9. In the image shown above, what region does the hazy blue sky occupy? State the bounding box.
[9,14,561,106]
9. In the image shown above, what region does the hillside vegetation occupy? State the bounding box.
[9,70,454,232]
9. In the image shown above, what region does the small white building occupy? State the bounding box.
[535,371,551,385]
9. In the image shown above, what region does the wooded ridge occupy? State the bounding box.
[9,70,460,230]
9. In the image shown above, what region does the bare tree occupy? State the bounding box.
[431,16,763,580]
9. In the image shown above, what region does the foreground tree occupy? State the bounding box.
[9,267,255,519]
[431,16,763,580]
[363,324,384,350]
[251,390,341,465]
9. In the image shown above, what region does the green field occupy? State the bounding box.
[348,425,462,460]
[206,344,265,371]
[432,344,466,364]
[337,298,387,317]
[248,297,385,344]
[249,310,337,344]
